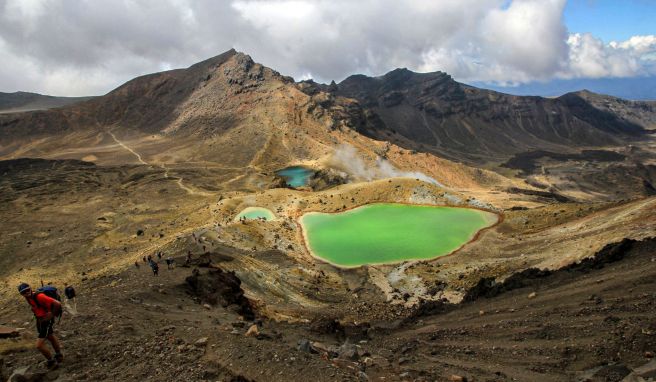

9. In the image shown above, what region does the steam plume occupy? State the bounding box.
[326,144,444,187]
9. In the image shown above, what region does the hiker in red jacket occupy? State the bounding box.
[18,283,64,369]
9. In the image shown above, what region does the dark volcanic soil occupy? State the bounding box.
[1,238,654,381]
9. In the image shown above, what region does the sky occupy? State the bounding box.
[0,0,654,97]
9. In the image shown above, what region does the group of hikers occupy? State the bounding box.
[18,232,205,370]
[133,251,179,275]
[238,215,267,223]
[17,283,76,369]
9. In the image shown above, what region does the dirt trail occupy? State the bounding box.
[107,131,214,197]
[107,131,148,166]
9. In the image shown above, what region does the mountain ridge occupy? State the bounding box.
[1,49,655,199]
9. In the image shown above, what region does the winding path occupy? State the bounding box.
[107,131,214,197]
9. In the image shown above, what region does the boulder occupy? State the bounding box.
[310,342,339,358]
[297,339,315,353]
[194,337,208,347]
[185,267,255,320]
[337,342,360,361]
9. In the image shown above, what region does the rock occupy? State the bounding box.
[448,375,467,382]
[645,351,654,359]
[479,310,485,316]
[634,359,656,378]
[0,326,19,339]
[194,337,208,347]
[297,339,314,353]
[528,292,537,299]
[203,304,212,310]
[185,268,255,320]
[310,342,339,357]
[245,324,259,337]
[338,342,360,361]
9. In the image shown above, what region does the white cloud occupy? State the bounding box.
[0,0,654,96]
[562,33,656,79]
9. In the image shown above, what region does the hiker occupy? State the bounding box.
[149,259,159,276]
[18,283,63,369]
[64,284,77,313]
[63,284,76,301]
[134,261,140,268]
[185,251,193,266]
[157,251,162,259]
[142,256,147,263]
[165,257,174,269]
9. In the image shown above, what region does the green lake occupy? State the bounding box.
[235,207,276,221]
[300,203,498,267]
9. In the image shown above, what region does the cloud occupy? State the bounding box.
[0,0,654,96]
[560,33,656,79]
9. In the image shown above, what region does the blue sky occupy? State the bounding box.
[481,0,656,99]
[565,0,656,42]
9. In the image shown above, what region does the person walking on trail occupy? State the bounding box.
[18,283,64,369]
[148,259,159,276]
[165,257,175,270]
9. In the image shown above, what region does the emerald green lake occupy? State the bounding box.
[235,207,276,221]
[300,203,497,267]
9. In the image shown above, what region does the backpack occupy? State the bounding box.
[33,286,63,321]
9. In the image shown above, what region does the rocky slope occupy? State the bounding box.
[326,69,655,164]
[1,50,656,381]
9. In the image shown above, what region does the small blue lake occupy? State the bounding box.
[275,166,314,188]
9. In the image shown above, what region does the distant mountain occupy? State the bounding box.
[473,76,656,101]
[314,68,656,164]
[0,91,94,114]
